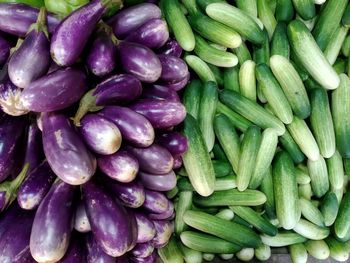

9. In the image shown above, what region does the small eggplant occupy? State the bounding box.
[142,189,169,214]
[157,39,182,57]
[98,150,139,183]
[30,180,75,263]
[125,144,174,174]
[163,72,190,91]
[155,131,188,156]
[58,234,84,263]
[148,201,174,220]
[0,202,21,236]
[158,55,189,84]
[99,106,155,147]
[12,247,36,263]
[130,99,186,129]
[118,41,162,83]
[8,8,50,89]
[126,208,138,251]
[24,122,44,172]
[173,155,183,169]
[0,33,10,66]
[42,112,96,185]
[85,233,115,263]
[20,67,87,112]
[130,242,154,258]
[74,199,91,233]
[139,170,176,192]
[134,213,156,243]
[80,114,122,155]
[109,3,161,38]
[17,161,56,210]
[125,18,169,49]
[151,220,174,248]
[83,180,131,257]
[142,84,180,102]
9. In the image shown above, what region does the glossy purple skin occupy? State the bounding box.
[94,74,142,106]
[148,201,174,220]
[173,155,183,169]
[134,213,156,243]
[157,39,182,57]
[125,144,174,174]
[86,28,117,77]
[99,106,155,147]
[0,33,10,66]
[98,150,139,183]
[0,4,59,37]
[158,54,189,84]
[130,242,154,258]
[131,251,157,263]
[24,123,44,172]
[118,41,162,83]
[0,191,5,211]
[126,209,138,251]
[164,72,190,91]
[139,170,176,192]
[47,61,61,74]
[83,180,131,257]
[59,235,84,263]
[125,18,169,49]
[8,29,50,89]
[74,199,91,233]
[42,113,96,185]
[50,0,107,66]
[142,189,169,214]
[130,99,186,129]
[80,114,122,155]
[30,180,75,263]
[142,84,180,102]
[155,131,188,156]
[0,202,21,237]
[109,3,161,38]
[20,67,87,112]
[0,115,26,182]
[12,247,36,263]
[151,220,174,248]
[17,160,56,210]
[85,233,115,263]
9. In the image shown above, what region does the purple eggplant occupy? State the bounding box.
[164,72,190,91]
[74,200,91,233]
[20,67,87,112]
[157,39,182,57]
[30,180,75,263]
[24,123,44,172]
[12,247,36,263]
[118,41,162,83]
[124,18,169,49]
[130,99,186,129]
[155,131,188,156]
[42,112,96,185]
[0,4,60,37]
[8,8,50,89]
[17,161,56,210]
[98,150,139,183]
[126,208,138,251]
[99,106,155,147]
[148,201,174,220]
[0,33,10,66]
[142,84,180,102]
[116,255,129,263]
[134,213,156,243]
[80,114,122,155]
[50,0,121,66]
[151,220,174,248]
[85,233,115,263]
[139,170,176,192]
[59,234,84,263]
[142,189,169,214]
[158,55,189,84]
[130,242,154,258]
[0,202,21,236]
[173,155,183,169]
[83,180,131,257]
[109,3,161,38]
[131,251,157,263]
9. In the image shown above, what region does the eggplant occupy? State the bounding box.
[173,155,183,169]
[58,234,84,263]
[157,39,182,57]
[109,3,161,38]
[50,0,120,66]
[0,33,10,66]
[12,247,36,263]
[118,41,162,83]
[163,72,190,91]
[134,213,156,243]
[126,208,138,251]
[142,189,169,214]
[0,3,60,37]
[0,202,21,236]
[148,201,174,220]
[139,170,176,192]
[116,255,129,263]
[151,220,174,248]
[155,131,188,156]
[47,61,61,74]
[74,199,91,233]
[17,161,56,210]
[124,18,169,49]
[83,180,131,257]
[99,106,155,147]
[20,67,87,112]
[158,55,189,84]
[125,144,174,174]
[30,180,75,263]
[130,99,186,129]
[85,233,115,263]
[42,112,96,185]
[98,150,139,183]
[142,84,180,102]
[24,122,44,172]
[130,242,154,258]
[80,114,122,155]
[8,8,50,89]
[131,251,157,263]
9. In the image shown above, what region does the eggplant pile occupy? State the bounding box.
[0,1,190,262]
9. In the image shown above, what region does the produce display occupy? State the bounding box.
[1,0,350,262]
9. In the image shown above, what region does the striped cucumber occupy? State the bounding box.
[158,236,184,263]
[219,253,234,260]
[253,30,270,65]
[184,55,216,83]
[178,243,202,263]
[289,243,308,263]
[236,248,255,262]
[276,0,294,22]
[271,22,290,58]
[261,231,307,247]
[239,60,256,101]
[326,237,350,262]
[307,155,330,198]
[255,243,271,261]
[334,191,350,240]
[215,209,235,221]
[320,192,339,227]
[177,174,236,192]
[342,35,350,57]
[257,0,277,38]
[298,183,313,200]
[292,0,315,20]
[279,129,305,164]
[175,191,192,235]
[327,151,345,190]
[299,197,325,227]
[202,253,215,261]
[324,26,348,65]
[207,64,224,86]
[295,167,311,185]
[223,66,240,92]
[183,79,202,119]
[236,0,257,17]
[234,41,252,65]
[304,240,330,260]
[260,167,277,219]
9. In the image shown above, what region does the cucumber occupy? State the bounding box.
[184,55,216,83]
[236,0,258,17]
[276,0,294,22]
[334,58,347,74]
[257,83,267,103]
[295,167,311,185]
[289,243,308,263]
[299,197,325,227]
[326,237,350,262]
[342,3,350,27]
[161,0,195,51]
[237,126,262,191]
[324,26,349,65]
[183,79,202,119]
[234,41,252,65]
[332,74,350,158]
[333,187,344,204]
[219,90,286,136]
[344,157,350,176]
[212,144,228,162]
[304,240,330,260]
[177,175,236,192]
[260,167,277,219]
[219,253,234,260]
[207,64,224,86]
[327,151,345,190]
[183,210,262,248]
[202,253,215,261]
[212,160,231,177]
[193,189,267,207]
[320,192,339,227]
[261,231,307,247]
[255,243,271,261]
[253,30,270,65]
[216,101,252,132]
[178,243,202,263]
[298,183,313,200]
[239,60,256,101]
[257,0,277,38]
[175,191,193,235]
[235,248,255,262]
[342,35,350,57]
[271,22,290,58]
[272,151,300,230]
[223,66,240,92]
[181,0,198,15]
[182,115,216,196]
[192,205,219,215]
[166,186,179,199]
[279,129,305,164]
[180,231,241,254]
[158,236,184,263]
[334,191,350,240]
[215,208,235,221]
[196,0,224,10]
[307,155,330,198]
[292,0,315,20]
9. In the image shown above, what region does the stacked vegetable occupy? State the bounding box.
[0,1,190,262]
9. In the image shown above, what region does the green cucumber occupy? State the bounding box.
[342,3,350,27]
[255,243,271,261]
[271,22,290,58]
[215,208,235,221]
[216,101,252,132]
[236,0,257,17]
[292,0,315,20]
[196,0,224,10]
[166,186,179,199]
[202,253,215,261]
[261,231,307,247]
[207,64,224,86]
[320,192,339,227]
[279,129,305,164]
[184,55,216,83]
[342,35,350,57]
[257,83,267,103]
[307,155,330,198]
[257,0,277,38]
[183,79,202,119]
[289,243,308,263]
[158,236,184,263]
[219,253,234,260]
[192,205,219,215]
[326,237,350,262]
[327,151,345,190]
[212,160,231,177]
[304,240,330,260]
[177,174,236,192]
[344,157,350,176]
[175,191,192,235]
[236,248,255,262]
[324,26,348,65]
[334,58,347,74]
[232,214,252,228]
[239,60,256,101]
[299,197,325,227]
[334,191,350,240]
[212,144,229,162]
[233,41,252,65]
[223,66,240,92]
[260,167,277,219]
[253,30,270,65]
[178,243,202,263]
[295,167,311,185]
[276,0,294,22]
[298,183,313,200]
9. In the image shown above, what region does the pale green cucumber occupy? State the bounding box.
[255,243,271,261]
[307,155,330,198]
[185,55,216,83]
[175,191,193,235]
[233,41,252,65]
[304,240,330,260]
[320,192,339,227]
[236,0,257,17]
[334,191,350,239]
[261,231,307,247]
[327,151,345,190]
[219,253,234,260]
[236,248,255,262]
[326,237,350,262]
[216,102,252,132]
[293,219,330,240]
[239,60,257,101]
[289,243,308,263]
[178,243,202,263]
[299,197,325,227]
[158,236,183,263]
[298,183,313,200]
[295,167,311,185]
[215,209,235,221]
[257,0,277,38]
[324,26,348,65]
